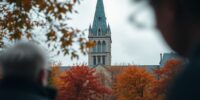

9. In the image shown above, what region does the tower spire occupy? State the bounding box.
[88,0,111,67]
[92,0,107,33]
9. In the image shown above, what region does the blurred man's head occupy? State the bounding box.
[0,42,47,85]
[150,0,200,56]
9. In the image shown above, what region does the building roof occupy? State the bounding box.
[128,65,159,73]
[59,66,71,71]
[160,52,180,67]
[92,0,108,34]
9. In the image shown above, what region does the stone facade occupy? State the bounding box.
[88,0,112,67]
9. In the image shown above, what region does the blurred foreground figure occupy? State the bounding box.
[0,42,56,100]
[150,0,200,99]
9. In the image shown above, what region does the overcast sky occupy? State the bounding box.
[55,0,172,66]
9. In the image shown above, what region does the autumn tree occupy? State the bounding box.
[106,66,124,84]
[57,65,111,100]
[94,66,114,100]
[0,0,95,58]
[49,64,62,87]
[152,59,183,100]
[114,66,155,100]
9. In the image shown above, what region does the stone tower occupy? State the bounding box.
[88,0,112,67]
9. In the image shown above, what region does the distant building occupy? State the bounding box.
[59,0,182,72]
[59,52,181,72]
[159,52,181,67]
[59,66,71,71]
[57,0,180,72]
[53,1,183,99]
[88,0,112,67]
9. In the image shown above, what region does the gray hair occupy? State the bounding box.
[0,42,46,80]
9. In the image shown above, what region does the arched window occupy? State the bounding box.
[97,28,101,36]
[98,17,102,21]
[102,41,106,52]
[93,41,97,52]
[93,56,96,65]
[97,56,101,65]
[97,41,101,52]
[102,56,105,65]
[98,29,101,33]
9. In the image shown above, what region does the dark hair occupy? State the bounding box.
[150,0,200,20]
[181,0,200,20]
[0,42,46,80]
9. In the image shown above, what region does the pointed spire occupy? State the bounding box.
[107,24,111,33]
[89,24,92,36]
[159,53,163,65]
[89,24,92,33]
[92,0,107,34]
[89,24,92,31]
[108,24,110,29]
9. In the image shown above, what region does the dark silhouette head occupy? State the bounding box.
[150,0,200,57]
[149,0,200,100]
[0,42,47,85]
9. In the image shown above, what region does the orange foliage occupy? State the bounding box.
[57,65,111,100]
[152,59,183,100]
[95,66,125,100]
[106,66,124,83]
[114,66,155,100]
[0,0,94,58]
[50,65,62,88]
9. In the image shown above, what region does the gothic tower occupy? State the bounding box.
[88,0,112,67]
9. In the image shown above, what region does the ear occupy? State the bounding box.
[38,69,48,86]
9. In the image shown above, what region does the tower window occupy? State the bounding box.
[97,41,101,52]
[93,41,97,52]
[98,29,101,33]
[98,17,101,20]
[98,28,102,36]
[102,41,106,52]
[97,56,101,64]
[93,56,96,65]
[102,56,105,65]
